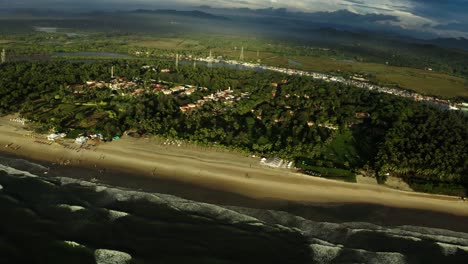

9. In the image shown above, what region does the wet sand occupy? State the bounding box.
[1,115,468,219]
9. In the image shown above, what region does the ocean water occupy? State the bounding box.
[1,156,468,264]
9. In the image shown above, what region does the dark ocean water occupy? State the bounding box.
[1,155,468,264]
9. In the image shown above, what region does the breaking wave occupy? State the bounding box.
[107,209,129,221]
[0,156,48,174]
[57,204,86,212]
[0,163,39,178]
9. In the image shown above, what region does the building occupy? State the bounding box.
[185,88,196,95]
[47,134,60,141]
[260,157,284,168]
[179,106,190,113]
[75,136,87,145]
[171,86,185,93]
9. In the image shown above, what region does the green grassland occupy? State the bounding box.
[292,56,468,98]
[130,38,205,50]
[322,130,360,167]
[0,39,14,44]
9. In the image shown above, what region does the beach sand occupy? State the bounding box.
[1,115,467,217]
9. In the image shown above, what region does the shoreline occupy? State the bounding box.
[3,151,468,234]
[1,115,468,219]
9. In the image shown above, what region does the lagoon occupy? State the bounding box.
[53,52,133,59]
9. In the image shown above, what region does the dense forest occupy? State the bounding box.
[0,60,466,195]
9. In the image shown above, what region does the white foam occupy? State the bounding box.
[11,158,49,171]
[339,224,467,246]
[248,222,265,227]
[64,241,84,248]
[95,186,108,192]
[349,228,422,242]
[353,249,407,264]
[310,244,342,263]
[274,224,296,232]
[310,238,343,248]
[108,209,129,221]
[97,186,265,225]
[95,249,132,264]
[60,177,98,187]
[387,233,422,242]
[53,174,468,261]
[173,201,261,224]
[398,225,468,242]
[100,188,165,204]
[40,179,58,187]
[387,228,468,246]
[57,204,86,212]
[437,242,468,256]
[0,164,38,178]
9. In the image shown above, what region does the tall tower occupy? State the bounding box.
[175,53,179,70]
[207,50,213,68]
[1,49,5,64]
[239,46,244,61]
[193,60,196,69]
[111,66,114,79]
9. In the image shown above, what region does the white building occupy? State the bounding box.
[47,134,60,141]
[75,136,87,145]
[260,157,284,168]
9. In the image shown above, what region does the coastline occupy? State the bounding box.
[1,115,467,218]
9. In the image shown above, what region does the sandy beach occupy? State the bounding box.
[1,115,467,217]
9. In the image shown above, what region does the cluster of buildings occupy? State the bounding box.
[69,78,138,95]
[47,133,67,141]
[158,85,198,96]
[69,77,202,98]
[9,117,29,125]
[179,88,250,113]
[68,81,105,93]
[47,132,104,146]
[109,78,137,90]
[74,133,104,145]
[69,75,253,114]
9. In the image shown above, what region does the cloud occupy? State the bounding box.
[303,9,399,23]
[0,0,467,37]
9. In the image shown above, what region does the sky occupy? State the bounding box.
[1,0,467,38]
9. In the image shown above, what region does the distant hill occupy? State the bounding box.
[427,37,468,52]
[130,9,228,20]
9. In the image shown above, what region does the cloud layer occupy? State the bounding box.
[1,0,467,37]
